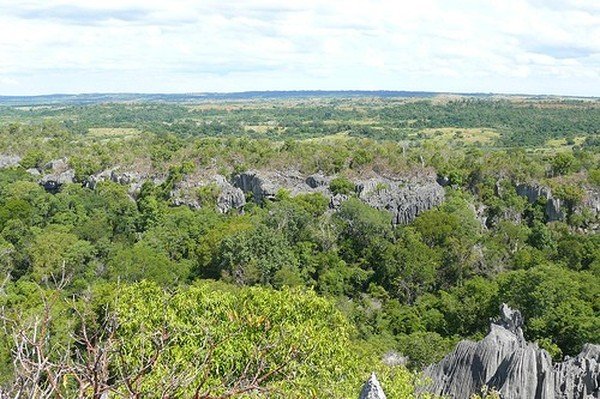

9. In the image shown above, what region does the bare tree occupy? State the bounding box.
[0,290,301,399]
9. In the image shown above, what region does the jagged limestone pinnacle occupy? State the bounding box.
[359,373,387,399]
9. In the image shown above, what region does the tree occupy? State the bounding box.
[0,281,418,398]
[550,152,577,176]
[335,198,392,262]
[218,226,299,286]
[329,177,355,195]
[107,241,189,286]
[370,228,441,303]
[27,225,95,285]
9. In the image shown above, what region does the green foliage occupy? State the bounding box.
[27,224,95,284]
[550,152,578,176]
[0,97,599,394]
[219,225,300,286]
[113,281,416,398]
[329,176,355,195]
[107,241,190,285]
[196,182,221,207]
[396,332,458,370]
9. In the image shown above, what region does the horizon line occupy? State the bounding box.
[1,89,598,99]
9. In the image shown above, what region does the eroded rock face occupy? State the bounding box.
[423,304,600,399]
[359,373,387,399]
[516,183,565,222]
[38,158,75,193]
[170,174,245,213]
[233,170,328,202]
[233,170,445,225]
[555,344,600,399]
[356,178,445,225]
[580,188,600,222]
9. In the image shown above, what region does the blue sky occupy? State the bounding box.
[0,0,598,96]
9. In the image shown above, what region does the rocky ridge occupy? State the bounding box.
[515,182,600,224]
[7,155,599,227]
[516,183,565,222]
[232,170,445,225]
[423,304,600,399]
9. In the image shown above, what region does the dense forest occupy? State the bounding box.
[0,95,598,398]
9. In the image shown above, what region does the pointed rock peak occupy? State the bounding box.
[359,373,387,399]
[493,303,524,339]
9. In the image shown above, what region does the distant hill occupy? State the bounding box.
[0,90,492,105]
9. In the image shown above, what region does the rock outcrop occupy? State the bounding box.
[233,170,445,225]
[423,304,600,399]
[516,183,565,222]
[170,174,245,213]
[0,155,21,169]
[38,158,75,193]
[554,344,600,399]
[233,170,330,202]
[359,373,386,399]
[356,178,445,225]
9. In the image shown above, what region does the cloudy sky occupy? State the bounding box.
[0,0,598,96]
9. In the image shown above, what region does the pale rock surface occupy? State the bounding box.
[359,373,387,399]
[234,170,445,224]
[423,304,600,399]
[0,155,21,168]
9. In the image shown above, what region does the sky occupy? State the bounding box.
[0,0,598,96]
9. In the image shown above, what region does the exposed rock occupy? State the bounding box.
[26,168,40,176]
[306,173,331,188]
[84,168,156,198]
[38,158,75,193]
[0,155,21,169]
[578,187,600,223]
[516,183,565,222]
[423,304,600,399]
[40,169,75,192]
[83,169,115,189]
[359,373,386,399]
[233,170,327,202]
[213,175,246,213]
[233,170,281,202]
[234,170,445,225]
[43,158,68,171]
[546,198,564,222]
[356,178,445,225]
[329,193,349,209]
[437,175,451,187]
[111,170,143,186]
[555,344,600,399]
[170,174,245,213]
[516,183,552,204]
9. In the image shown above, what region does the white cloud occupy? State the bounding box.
[0,0,598,95]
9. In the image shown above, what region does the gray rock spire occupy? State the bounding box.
[359,373,387,399]
[423,304,600,399]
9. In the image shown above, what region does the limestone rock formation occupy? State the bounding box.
[0,155,21,169]
[213,175,246,213]
[38,158,75,192]
[233,170,445,225]
[356,178,445,225]
[84,168,161,198]
[424,304,600,399]
[516,183,565,222]
[170,174,245,213]
[554,344,600,399]
[306,173,331,189]
[83,168,116,189]
[233,170,329,202]
[359,373,386,399]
